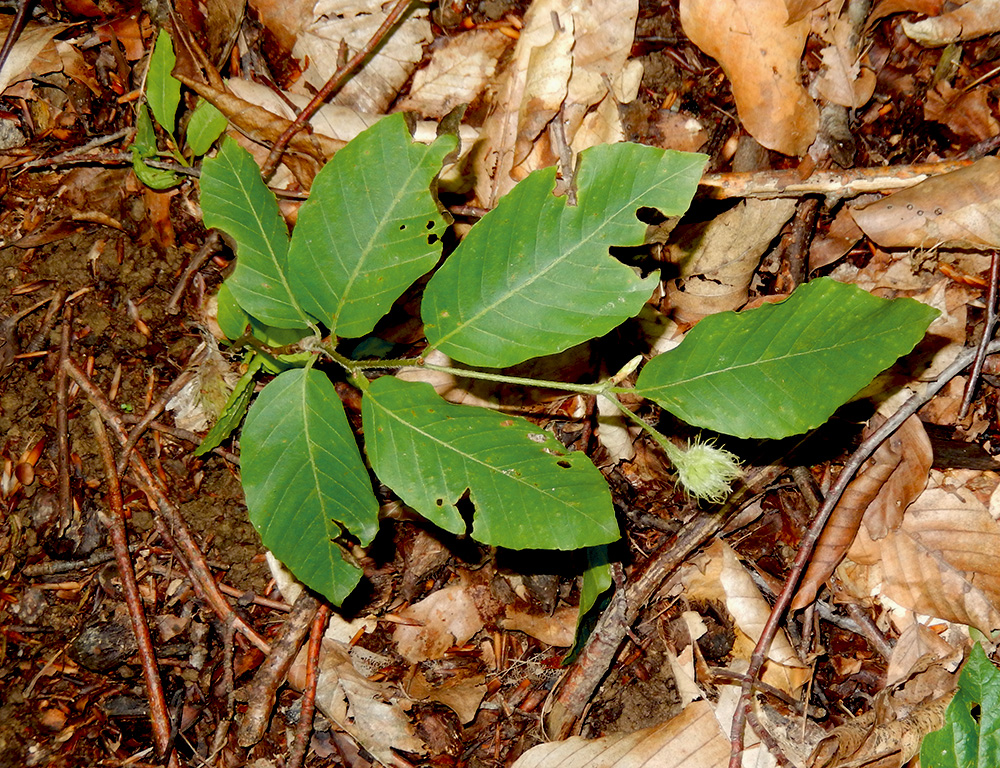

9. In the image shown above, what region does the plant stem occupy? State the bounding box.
[604,393,685,466]
[323,345,617,396]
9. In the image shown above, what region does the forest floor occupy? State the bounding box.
[2,0,1000,766]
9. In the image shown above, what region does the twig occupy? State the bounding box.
[118,413,240,465]
[62,356,270,653]
[287,602,331,768]
[544,465,786,739]
[16,129,133,169]
[117,349,205,476]
[209,623,237,759]
[89,410,178,767]
[259,0,415,179]
[781,197,821,290]
[56,305,72,527]
[727,339,1000,767]
[238,592,319,747]
[166,232,221,315]
[700,160,973,200]
[959,250,999,419]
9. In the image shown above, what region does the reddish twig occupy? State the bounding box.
[166,232,221,315]
[62,356,270,653]
[238,592,319,747]
[259,0,415,179]
[209,623,237,760]
[781,197,821,290]
[727,338,1000,767]
[117,349,205,476]
[119,413,240,465]
[56,305,72,527]
[89,410,178,767]
[959,250,1000,419]
[287,601,331,768]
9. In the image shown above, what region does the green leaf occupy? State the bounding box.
[133,104,158,159]
[288,113,455,339]
[362,376,618,550]
[133,155,181,189]
[194,357,260,456]
[921,645,1000,768]
[242,368,379,604]
[146,28,181,137]
[422,144,707,367]
[634,278,938,439]
[579,545,611,626]
[215,282,249,340]
[201,138,310,328]
[186,99,228,156]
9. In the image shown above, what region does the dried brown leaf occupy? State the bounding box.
[792,429,901,610]
[680,0,818,156]
[861,414,932,539]
[511,699,731,768]
[902,0,1000,46]
[848,482,1000,634]
[663,198,797,323]
[924,81,1000,142]
[849,157,1000,249]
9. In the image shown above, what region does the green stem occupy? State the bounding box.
[604,393,685,467]
[322,343,614,396]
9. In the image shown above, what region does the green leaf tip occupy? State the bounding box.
[635,278,939,439]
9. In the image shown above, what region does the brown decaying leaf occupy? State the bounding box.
[924,82,1000,143]
[847,480,1000,634]
[867,0,943,26]
[792,415,931,610]
[808,653,957,768]
[679,0,818,156]
[289,639,428,764]
[0,19,70,95]
[510,699,731,768]
[902,0,1000,46]
[663,198,797,323]
[850,157,1000,249]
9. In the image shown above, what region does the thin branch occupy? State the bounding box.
[727,339,1000,767]
[287,602,331,768]
[260,0,415,179]
[62,356,270,653]
[89,410,177,767]
[960,249,1000,418]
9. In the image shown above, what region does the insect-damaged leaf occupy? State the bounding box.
[362,376,618,550]
[422,142,706,368]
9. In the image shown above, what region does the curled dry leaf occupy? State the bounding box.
[393,578,488,664]
[663,198,797,323]
[0,19,70,95]
[511,699,731,768]
[679,0,818,156]
[792,416,904,611]
[684,540,809,694]
[924,81,1000,143]
[901,0,1000,46]
[808,654,958,768]
[471,0,641,207]
[847,477,1000,635]
[811,9,876,109]
[288,639,428,764]
[294,0,432,114]
[396,30,512,119]
[850,157,1000,249]
[860,415,932,540]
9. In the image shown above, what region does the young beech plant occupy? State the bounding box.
[197,113,937,606]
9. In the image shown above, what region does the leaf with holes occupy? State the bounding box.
[242,368,378,604]
[422,142,706,368]
[634,278,938,439]
[921,644,1000,768]
[287,113,456,339]
[362,376,618,550]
